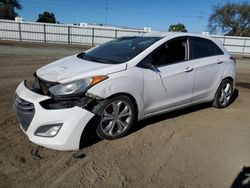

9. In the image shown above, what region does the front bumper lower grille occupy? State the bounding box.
[13,94,35,131]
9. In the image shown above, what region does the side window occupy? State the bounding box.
[190,37,224,59]
[152,37,188,66]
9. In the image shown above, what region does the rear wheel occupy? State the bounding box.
[96,95,136,140]
[213,79,234,108]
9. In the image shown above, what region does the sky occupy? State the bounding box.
[18,0,248,33]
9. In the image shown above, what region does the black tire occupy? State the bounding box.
[96,95,136,140]
[213,79,234,108]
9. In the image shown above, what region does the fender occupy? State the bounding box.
[87,67,145,120]
[222,61,236,89]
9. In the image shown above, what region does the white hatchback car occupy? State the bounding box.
[14,32,236,150]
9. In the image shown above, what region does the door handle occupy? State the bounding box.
[217,61,223,64]
[185,67,193,72]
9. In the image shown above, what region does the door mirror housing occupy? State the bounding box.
[137,55,155,70]
[138,63,155,70]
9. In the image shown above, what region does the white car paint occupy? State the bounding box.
[37,55,127,83]
[142,58,195,114]
[14,32,236,150]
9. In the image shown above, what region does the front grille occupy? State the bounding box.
[14,95,35,131]
[33,74,58,95]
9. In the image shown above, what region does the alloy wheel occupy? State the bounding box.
[219,83,232,106]
[100,100,132,137]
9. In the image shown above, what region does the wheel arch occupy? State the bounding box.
[79,92,140,148]
[222,76,235,90]
[214,76,234,99]
[212,76,235,108]
[222,76,234,82]
[105,92,139,121]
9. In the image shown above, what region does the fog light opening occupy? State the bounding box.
[34,124,62,137]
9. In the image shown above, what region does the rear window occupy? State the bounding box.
[190,37,224,59]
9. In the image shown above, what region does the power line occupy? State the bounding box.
[109,7,208,19]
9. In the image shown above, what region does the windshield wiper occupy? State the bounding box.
[77,52,85,59]
[90,57,118,64]
[77,53,120,64]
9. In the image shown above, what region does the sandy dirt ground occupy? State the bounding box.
[0,41,250,188]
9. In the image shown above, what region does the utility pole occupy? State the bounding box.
[104,0,108,26]
[198,11,204,33]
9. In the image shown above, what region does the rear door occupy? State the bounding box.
[189,37,226,102]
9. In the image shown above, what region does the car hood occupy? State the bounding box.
[36,54,127,83]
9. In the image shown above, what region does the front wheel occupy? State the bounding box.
[96,96,136,140]
[213,79,234,108]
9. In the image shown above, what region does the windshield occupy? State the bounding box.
[78,36,162,64]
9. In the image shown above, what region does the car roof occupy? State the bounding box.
[125,31,228,68]
[137,31,210,39]
[135,31,224,49]
[125,32,222,45]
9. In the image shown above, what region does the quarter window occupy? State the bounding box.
[190,37,223,59]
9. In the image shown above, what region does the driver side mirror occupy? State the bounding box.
[137,55,155,70]
[138,63,155,70]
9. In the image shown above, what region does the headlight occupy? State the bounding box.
[49,75,108,97]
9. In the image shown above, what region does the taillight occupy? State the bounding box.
[230,56,236,63]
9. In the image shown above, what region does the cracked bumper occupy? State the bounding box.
[14,81,95,151]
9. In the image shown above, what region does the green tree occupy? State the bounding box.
[208,2,250,37]
[0,0,22,20]
[36,11,57,23]
[168,23,187,32]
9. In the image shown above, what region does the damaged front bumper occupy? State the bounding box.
[13,81,95,151]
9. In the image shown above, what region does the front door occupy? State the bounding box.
[142,37,195,115]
